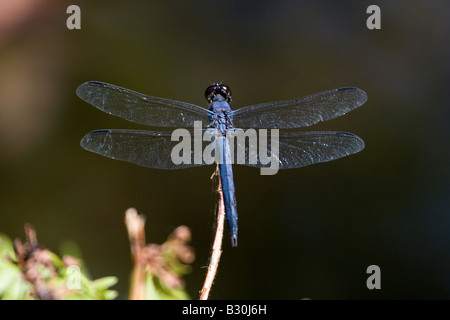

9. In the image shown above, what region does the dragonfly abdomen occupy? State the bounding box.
[216,133,238,247]
[219,161,238,247]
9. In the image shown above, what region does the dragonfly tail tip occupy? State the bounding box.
[231,235,238,247]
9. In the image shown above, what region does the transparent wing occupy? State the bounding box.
[228,130,365,169]
[76,81,212,128]
[80,129,215,170]
[232,87,367,129]
[81,129,364,170]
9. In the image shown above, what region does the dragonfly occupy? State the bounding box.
[77,81,367,247]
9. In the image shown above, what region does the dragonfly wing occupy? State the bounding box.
[232,87,367,129]
[229,130,365,169]
[81,129,214,169]
[77,81,212,128]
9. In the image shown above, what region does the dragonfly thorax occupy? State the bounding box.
[208,100,234,134]
[209,100,232,113]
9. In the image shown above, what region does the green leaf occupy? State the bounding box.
[92,276,118,290]
[103,289,119,300]
[144,275,189,300]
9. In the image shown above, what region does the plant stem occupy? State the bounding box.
[199,168,225,300]
[125,208,146,300]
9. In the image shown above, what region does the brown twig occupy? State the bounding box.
[125,208,195,300]
[199,168,225,300]
[125,208,146,300]
[13,224,72,300]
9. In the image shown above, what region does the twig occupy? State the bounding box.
[199,168,225,300]
[125,208,146,300]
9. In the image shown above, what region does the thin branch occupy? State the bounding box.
[125,208,146,300]
[199,168,225,300]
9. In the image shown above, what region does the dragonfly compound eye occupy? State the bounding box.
[205,83,232,102]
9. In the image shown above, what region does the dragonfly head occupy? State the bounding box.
[205,83,232,103]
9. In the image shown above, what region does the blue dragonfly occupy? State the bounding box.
[77,81,367,247]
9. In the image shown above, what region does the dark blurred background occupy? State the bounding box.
[0,0,449,299]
